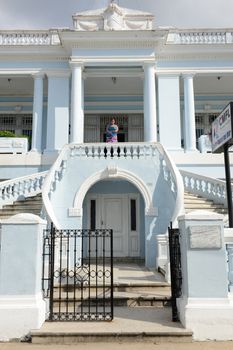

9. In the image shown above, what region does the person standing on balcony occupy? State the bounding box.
[106,118,119,143]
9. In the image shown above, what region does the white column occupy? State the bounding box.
[70,62,84,143]
[183,74,196,151]
[157,74,182,150]
[31,73,44,152]
[143,62,157,142]
[45,71,70,152]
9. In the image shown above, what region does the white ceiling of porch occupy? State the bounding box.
[0,75,232,97]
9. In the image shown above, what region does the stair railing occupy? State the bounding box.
[158,145,184,227]
[0,171,48,208]
[180,170,227,206]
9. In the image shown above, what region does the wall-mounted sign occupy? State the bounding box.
[212,102,233,153]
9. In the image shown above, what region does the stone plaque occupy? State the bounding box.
[189,225,222,249]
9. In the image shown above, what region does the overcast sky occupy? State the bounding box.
[0,0,232,30]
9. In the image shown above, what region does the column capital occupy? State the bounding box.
[143,61,157,70]
[182,72,196,79]
[69,60,84,69]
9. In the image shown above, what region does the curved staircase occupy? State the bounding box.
[0,191,228,220]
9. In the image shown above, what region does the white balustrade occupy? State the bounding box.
[181,170,227,206]
[0,31,60,46]
[172,31,229,44]
[0,171,48,208]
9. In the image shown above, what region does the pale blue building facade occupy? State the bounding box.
[0,3,233,266]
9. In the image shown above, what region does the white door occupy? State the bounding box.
[101,195,128,257]
[87,194,140,257]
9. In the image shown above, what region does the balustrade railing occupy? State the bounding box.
[0,31,60,46]
[167,31,233,45]
[70,143,158,158]
[0,171,48,208]
[180,170,227,206]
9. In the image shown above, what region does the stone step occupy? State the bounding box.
[0,193,43,218]
[2,204,42,210]
[186,207,227,213]
[51,285,171,308]
[184,198,220,204]
[31,307,193,344]
[0,208,41,214]
[184,191,228,216]
[184,203,224,209]
[52,295,170,308]
[59,281,170,292]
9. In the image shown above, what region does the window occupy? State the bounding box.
[130,199,137,231]
[90,200,96,230]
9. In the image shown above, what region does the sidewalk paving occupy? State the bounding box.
[0,341,233,350]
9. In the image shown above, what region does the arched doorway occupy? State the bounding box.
[82,179,145,259]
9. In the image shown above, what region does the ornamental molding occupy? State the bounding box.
[68,40,156,49]
[68,208,83,217]
[0,54,69,62]
[155,51,233,61]
[145,206,158,217]
[72,3,154,32]
[73,167,152,214]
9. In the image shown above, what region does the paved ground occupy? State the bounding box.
[34,308,186,335]
[0,341,233,350]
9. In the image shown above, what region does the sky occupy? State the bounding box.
[0,0,232,30]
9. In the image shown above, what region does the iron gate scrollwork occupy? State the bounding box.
[168,222,182,322]
[42,224,113,321]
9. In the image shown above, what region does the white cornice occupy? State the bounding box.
[155,67,233,76]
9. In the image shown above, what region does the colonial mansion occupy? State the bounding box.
[0,2,232,265]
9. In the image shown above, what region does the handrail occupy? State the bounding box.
[0,170,48,208]
[157,144,184,226]
[180,169,227,206]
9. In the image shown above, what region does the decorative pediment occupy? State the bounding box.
[72,3,154,31]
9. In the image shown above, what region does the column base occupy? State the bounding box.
[177,296,233,340]
[0,294,46,341]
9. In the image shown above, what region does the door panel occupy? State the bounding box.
[102,197,128,257]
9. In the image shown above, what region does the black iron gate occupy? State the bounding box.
[42,224,113,321]
[168,223,182,322]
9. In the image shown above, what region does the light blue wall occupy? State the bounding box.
[178,217,228,298]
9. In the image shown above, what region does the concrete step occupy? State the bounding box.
[184,191,227,216]
[52,289,171,308]
[186,208,227,213]
[31,307,193,344]
[184,203,225,209]
[2,204,42,211]
[0,208,41,214]
[184,198,222,204]
[0,193,43,218]
[51,281,171,307]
